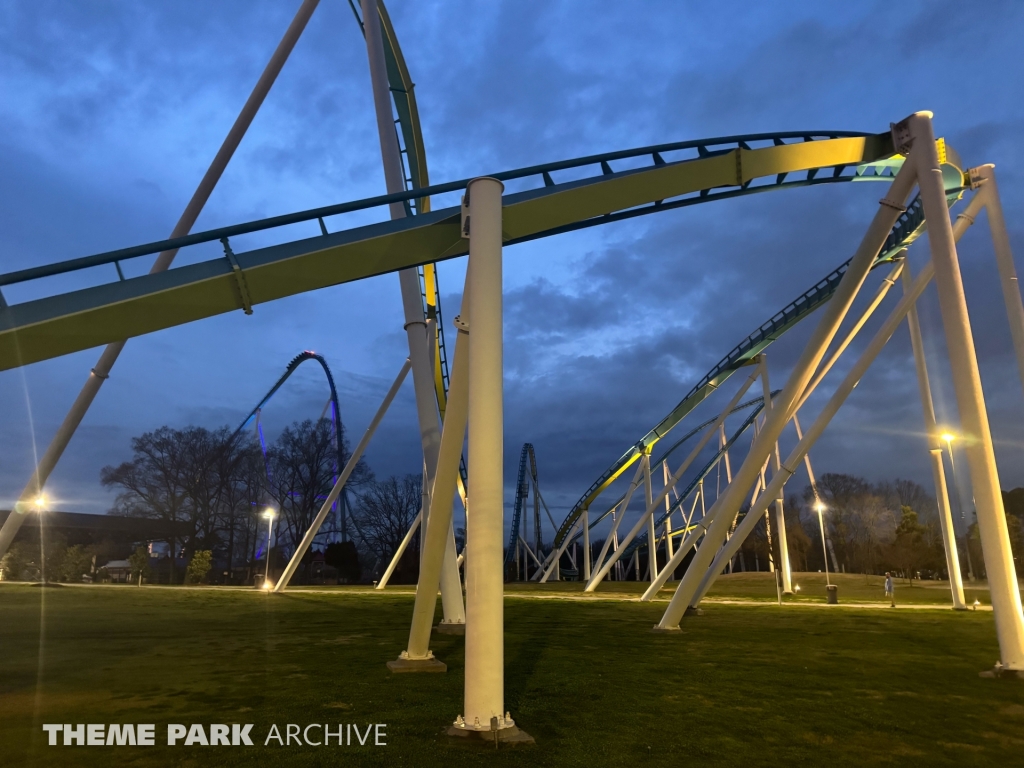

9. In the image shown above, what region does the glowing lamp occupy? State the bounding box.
[941,432,956,444]
[262,508,276,520]
[263,580,273,590]
[33,494,47,512]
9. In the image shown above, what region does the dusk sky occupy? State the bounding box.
[2,0,1023,535]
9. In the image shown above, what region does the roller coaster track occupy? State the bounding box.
[615,399,767,565]
[231,351,343,452]
[0,130,919,367]
[227,349,368,547]
[349,1,466,487]
[505,443,541,571]
[551,170,965,549]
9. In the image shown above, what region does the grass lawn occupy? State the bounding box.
[500,570,996,605]
[1,577,1022,767]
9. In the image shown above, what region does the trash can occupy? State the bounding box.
[826,584,838,604]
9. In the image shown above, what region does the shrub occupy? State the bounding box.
[186,550,213,585]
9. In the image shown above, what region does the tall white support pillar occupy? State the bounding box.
[760,363,792,592]
[976,165,1024,399]
[582,508,591,581]
[663,463,675,565]
[449,177,528,740]
[360,0,463,623]
[902,263,967,609]
[391,278,473,670]
[644,453,658,581]
[910,112,1024,671]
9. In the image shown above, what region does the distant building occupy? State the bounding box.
[103,560,132,583]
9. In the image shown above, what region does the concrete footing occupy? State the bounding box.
[387,655,447,673]
[435,622,466,635]
[979,665,1024,679]
[650,625,682,634]
[447,725,535,744]
[684,606,704,616]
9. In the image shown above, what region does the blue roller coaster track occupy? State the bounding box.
[231,350,363,545]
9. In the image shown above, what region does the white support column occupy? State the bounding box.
[976,165,1024,399]
[759,362,791,591]
[582,508,592,581]
[663,463,675,565]
[644,453,658,581]
[909,112,1024,670]
[451,176,526,738]
[393,282,473,668]
[656,150,918,630]
[902,262,968,609]
[360,0,463,623]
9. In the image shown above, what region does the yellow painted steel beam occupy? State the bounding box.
[0,136,891,371]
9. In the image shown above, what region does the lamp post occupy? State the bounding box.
[941,432,976,581]
[262,508,276,589]
[815,501,831,588]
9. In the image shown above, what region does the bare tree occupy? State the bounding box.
[101,426,193,581]
[354,474,422,569]
[265,419,336,554]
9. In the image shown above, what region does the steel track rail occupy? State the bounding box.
[0,133,903,370]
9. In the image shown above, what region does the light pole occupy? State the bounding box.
[941,432,976,581]
[815,501,831,588]
[262,508,276,590]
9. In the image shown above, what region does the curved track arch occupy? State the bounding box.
[230,350,361,541]
[349,0,467,488]
[232,350,343,461]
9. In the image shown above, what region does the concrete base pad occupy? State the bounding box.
[782,591,794,596]
[979,666,1024,679]
[435,622,465,635]
[953,606,972,612]
[684,606,704,616]
[447,725,535,744]
[650,625,682,634]
[386,656,447,673]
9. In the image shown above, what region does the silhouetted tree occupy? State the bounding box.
[355,474,422,581]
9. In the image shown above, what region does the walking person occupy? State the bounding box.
[884,572,895,608]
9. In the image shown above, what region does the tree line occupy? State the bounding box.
[1,417,426,585]
[733,473,1024,582]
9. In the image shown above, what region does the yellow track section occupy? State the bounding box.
[0,135,891,371]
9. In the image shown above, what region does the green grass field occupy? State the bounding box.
[1,574,1022,767]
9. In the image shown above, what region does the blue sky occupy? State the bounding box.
[2,0,1023,531]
